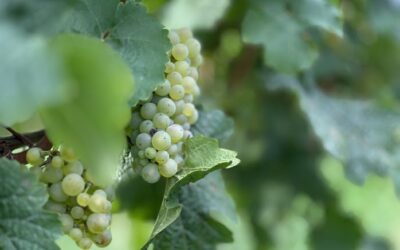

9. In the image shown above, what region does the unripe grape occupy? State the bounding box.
[87,213,110,233]
[44,200,66,213]
[71,206,85,219]
[164,62,175,74]
[174,100,185,114]
[168,30,180,44]
[62,173,85,196]
[93,189,107,198]
[166,124,184,143]
[157,97,176,116]
[177,142,184,152]
[183,103,196,117]
[175,61,189,75]
[152,131,172,151]
[183,130,193,140]
[159,159,178,177]
[139,158,149,166]
[145,147,157,159]
[140,103,157,120]
[174,155,184,168]
[173,114,188,125]
[78,238,93,250]
[167,144,178,156]
[182,76,196,94]
[49,182,68,202]
[60,147,77,162]
[63,160,83,175]
[177,28,193,42]
[153,113,170,129]
[130,112,142,129]
[140,120,154,133]
[185,38,201,58]
[188,109,199,124]
[191,54,203,67]
[138,150,145,159]
[26,147,42,165]
[136,133,152,149]
[187,67,199,80]
[172,44,189,61]
[88,194,108,213]
[155,80,171,96]
[184,94,194,103]
[167,71,182,85]
[77,192,90,207]
[192,84,201,97]
[40,166,63,184]
[169,85,185,100]
[59,214,74,233]
[92,229,112,247]
[141,163,160,183]
[51,156,64,168]
[155,151,169,165]
[69,228,83,242]
[182,122,190,130]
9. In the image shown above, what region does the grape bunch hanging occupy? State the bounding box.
[130,28,202,183]
[26,147,114,249]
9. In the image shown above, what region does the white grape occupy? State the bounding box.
[93,189,107,198]
[169,85,185,100]
[172,44,189,61]
[63,160,83,175]
[40,166,63,184]
[182,122,191,130]
[145,147,157,159]
[174,100,185,114]
[175,61,189,75]
[152,131,172,151]
[159,159,178,177]
[155,80,171,96]
[153,113,170,129]
[164,61,175,74]
[174,155,184,167]
[192,84,201,97]
[185,38,201,58]
[188,109,199,124]
[168,30,180,44]
[44,200,66,213]
[71,206,85,219]
[139,120,154,133]
[138,150,145,159]
[184,94,194,103]
[77,192,90,207]
[183,130,193,140]
[177,28,193,42]
[87,213,110,233]
[88,194,108,213]
[155,151,169,165]
[60,147,77,162]
[69,228,83,242]
[157,97,176,116]
[51,156,64,168]
[92,229,112,247]
[183,103,196,117]
[59,214,74,233]
[78,238,93,250]
[62,173,85,196]
[136,133,152,149]
[167,144,178,156]
[141,163,160,183]
[187,67,199,80]
[166,124,184,143]
[182,76,196,94]
[191,54,203,67]
[173,114,188,125]
[140,103,157,120]
[167,71,182,85]
[26,147,42,165]
[49,182,68,202]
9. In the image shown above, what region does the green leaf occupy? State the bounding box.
[192,110,234,143]
[144,136,239,248]
[162,0,230,30]
[0,158,61,250]
[40,34,134,186]
[242,0,342,73]
[58,0,170,106]
[148,172,236,250]
[0,24,66,126]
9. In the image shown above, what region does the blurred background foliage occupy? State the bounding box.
[52,0,400,249]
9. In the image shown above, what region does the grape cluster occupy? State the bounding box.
[26,147,114,249]
[130,28,202,183]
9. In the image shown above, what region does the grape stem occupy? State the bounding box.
[4,127,34,147]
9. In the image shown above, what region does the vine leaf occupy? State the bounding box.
[144,136,239,249]
[0,158,61,250]
[242,0,342,74]
[58,0,170,106]
[40,34,133,186]
[268,74,400,192]
[0,24,66,126]
[192,110,234,143]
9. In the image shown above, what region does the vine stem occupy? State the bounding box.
[4,126,34,147]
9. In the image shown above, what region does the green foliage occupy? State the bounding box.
[41,34,133,186]
[58,0,170,106]
[0,158,61,250]
[242,0,342,73]
[192,110,234,143]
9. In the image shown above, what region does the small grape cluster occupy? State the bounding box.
[26,147,113,249]
[130,28,202,183]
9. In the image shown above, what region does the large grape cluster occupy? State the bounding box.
[130,28,202,183]
[26,146,114,249]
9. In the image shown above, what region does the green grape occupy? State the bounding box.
[26,147,42,165]
[185,38,201,58]
[167,71,182,85]
[51,156,64,168]
[173,114,188,125]
[174,100,185,114]
[177,28,193,42]
[177,142,184,152]
[138,150,145,159]
[175,61,189,75]
[155,80,171,96]
[172,44,189,61]
[139,158,149,166]
[130,112,142,129]
[183,130,193,140]
[168,30,180,44]
[192,84,201,97]
[140,103,157,120]
[93,189,107,198]
[167,144,178,156]
[164,61,175,74]
[182,76,196,94]
[157,97,176,117]
[88,194,108,213]
[174,155,184,167]
[62,173,85,196]
[40,166,63,184]
[188,109,199,124]
[169,85,185,100]
[136,133,152,149]
[78,238,93,250]
[69,228,83,242]
[183,94,194,103]
[44,200,66,213]
[141,163,160,183]
[153,113,170,129]
[92,229,112,247]
[87,213,110,234]
[71,206,85,219]
[155,151,169,165]
[49,182,68,202]
[191,54,203,67]
[152,131,172,151]
[159,159,178,178]
[63,160,84,175]
[183,103,196,117]
[60,147,77,162]
[59,214,74,233]
[166,124,184,143]
[139,120,154,133]
[187,67,199,80]
[77,192,90,207]
[182,122,190,130]
[145,147,157,159]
